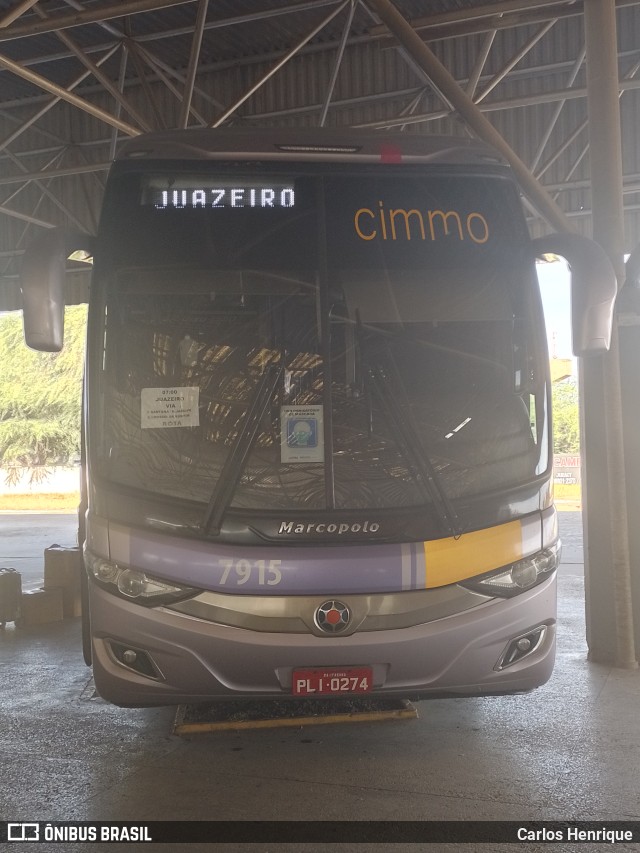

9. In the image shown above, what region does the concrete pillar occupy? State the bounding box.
[582,0,637,666]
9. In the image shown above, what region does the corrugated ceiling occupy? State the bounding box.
[0,0,639,305]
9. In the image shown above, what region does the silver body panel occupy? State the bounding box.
[89,573,556,707]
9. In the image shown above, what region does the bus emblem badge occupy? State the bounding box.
[315,600,351,634]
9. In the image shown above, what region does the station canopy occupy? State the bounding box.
[1,0,640,306]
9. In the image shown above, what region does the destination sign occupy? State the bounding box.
[141,177,296,209]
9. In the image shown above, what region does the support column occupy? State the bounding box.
[582,0,637,666]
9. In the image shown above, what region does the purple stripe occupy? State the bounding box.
[115,526,413,595]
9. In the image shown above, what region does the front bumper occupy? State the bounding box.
[89,575,556,707]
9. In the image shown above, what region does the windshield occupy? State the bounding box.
[91,167,549,520]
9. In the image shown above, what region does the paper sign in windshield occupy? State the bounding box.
[141,387,200,429]
[281,405,324,463]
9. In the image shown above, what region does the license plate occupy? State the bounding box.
[292,666,373,696]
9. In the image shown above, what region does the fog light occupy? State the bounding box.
[108,641,161,680]
[496,625,547,670]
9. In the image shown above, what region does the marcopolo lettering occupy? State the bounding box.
[278,520,380,535]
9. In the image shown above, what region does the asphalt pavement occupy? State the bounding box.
[4,509,640,853]
[557,510,583,571]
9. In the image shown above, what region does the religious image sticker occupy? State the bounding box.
[281,405,324,463]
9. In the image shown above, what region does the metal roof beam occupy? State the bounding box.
[179,0,209,129]
[0,52,143,136]
[0,0,39,28]
[465,29,496,98]
[3,50,121,153]
[0,0,340,42]
[536,55,640,185]
[0,163,111,187]
[108,45,129,160]
[212,0,351,127]
[473,19,556,105]
[0,204,54,228]
[353,76,640,130]
[372,0,640,37]
[365,0,573,233]
[2,5,636,84]
[60,0,221,124]
[0,0,195,42]
[410,0,587,29]
[135,41,219,120]
[3,147,88,233]
[33,8,153,133]
[0,44,120,155]
[125,37,167,129]
[61,0,128,39]
[319,0,356,127]
[531,44,585,172]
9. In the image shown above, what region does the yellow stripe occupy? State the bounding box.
[424,519,523,588]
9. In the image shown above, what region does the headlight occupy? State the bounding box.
[459,542,560,598]
[85,550,198,606]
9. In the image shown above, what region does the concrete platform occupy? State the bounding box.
[1,512,640,852]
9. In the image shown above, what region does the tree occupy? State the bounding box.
[0,305,87,478]
[552,376,580,454]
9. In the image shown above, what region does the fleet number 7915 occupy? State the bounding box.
[218,558,282,586]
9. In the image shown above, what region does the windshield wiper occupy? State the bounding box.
[201,364,283,535]
[357,321,462,539]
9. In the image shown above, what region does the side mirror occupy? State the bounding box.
[531,233,617,357]
[21,227,94,352]
[615,243,640,315]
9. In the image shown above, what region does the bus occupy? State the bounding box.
[20,128,615,707]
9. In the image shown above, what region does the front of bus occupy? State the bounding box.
[82,130,559,707]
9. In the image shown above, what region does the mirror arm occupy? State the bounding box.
[531,233,617,357]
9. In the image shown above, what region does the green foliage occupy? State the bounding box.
[552,377,580,454]
[0,305,87,472]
